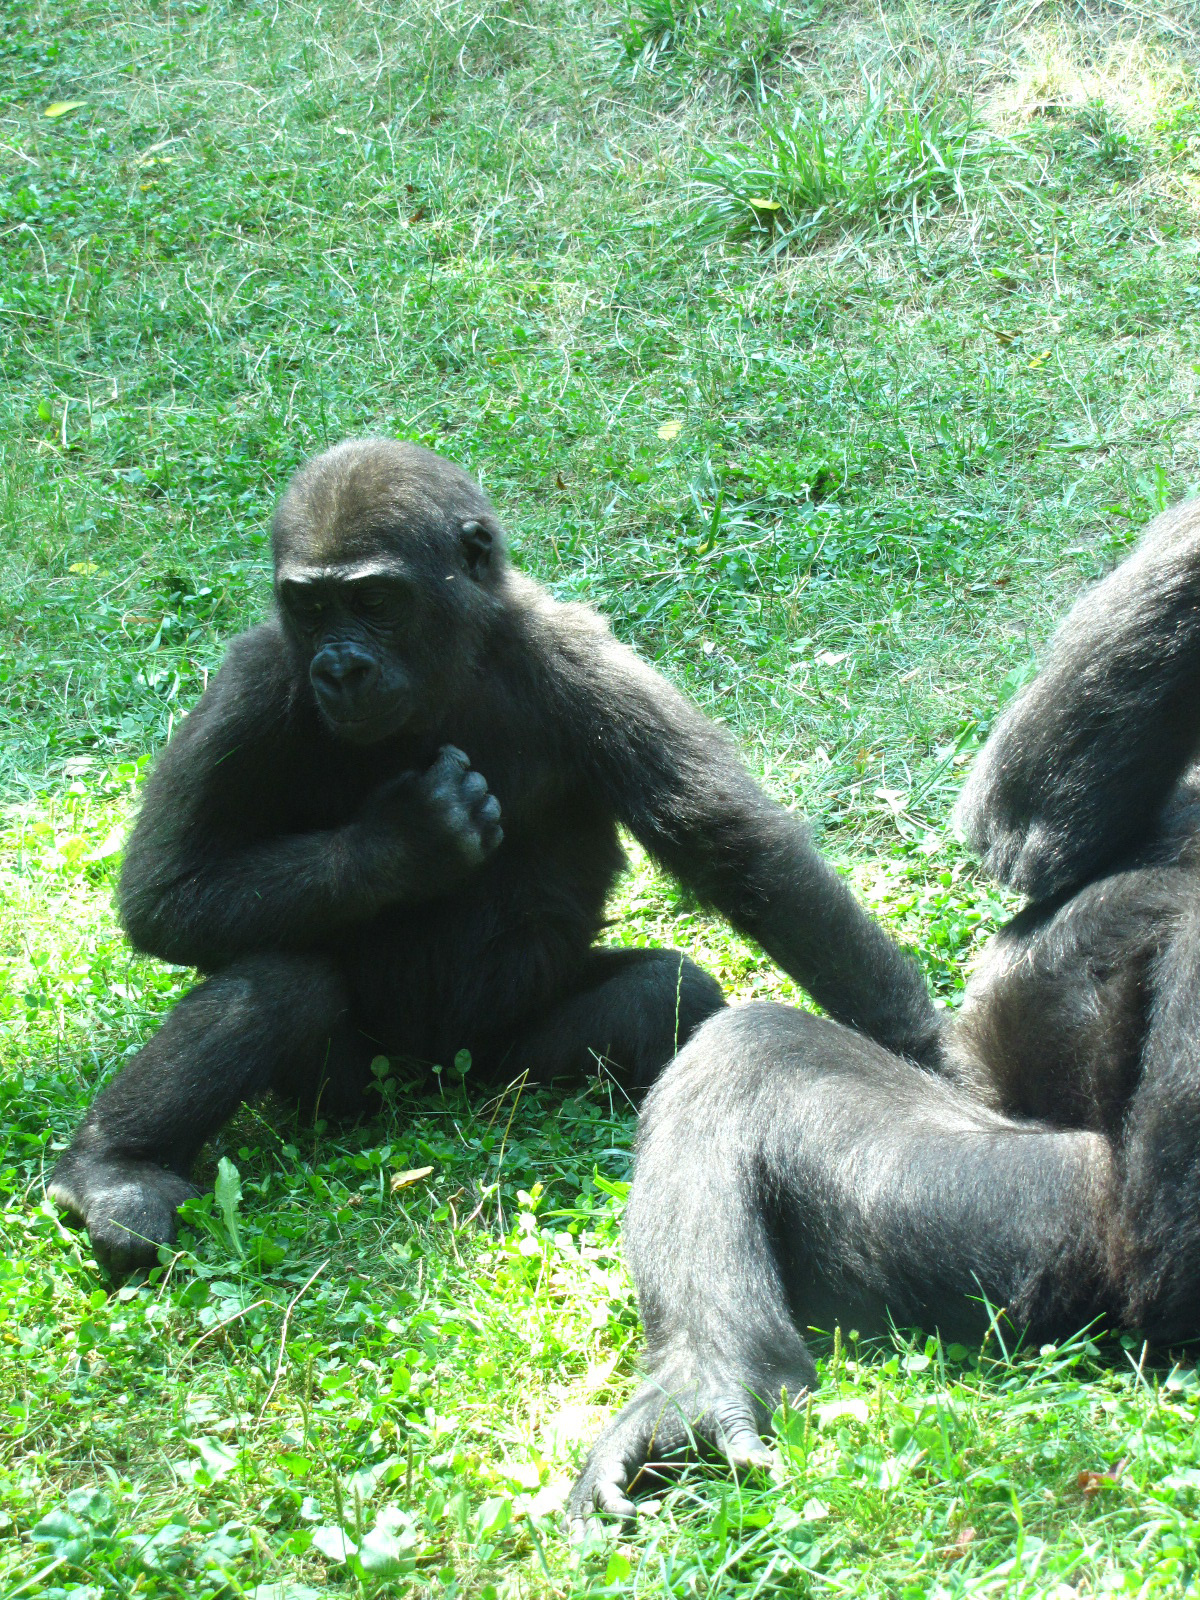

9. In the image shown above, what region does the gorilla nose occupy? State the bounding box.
[310,644,379,708]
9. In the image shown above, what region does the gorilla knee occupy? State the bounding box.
[211,952,350,1041]
[673,957,727,1047]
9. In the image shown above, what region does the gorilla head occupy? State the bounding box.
[271,439,507,743]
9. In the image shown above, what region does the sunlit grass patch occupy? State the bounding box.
[992,31,1195,142]
[611,0,812,96]
[693,79,1020,252]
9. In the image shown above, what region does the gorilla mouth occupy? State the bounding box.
[323,710,386,740]
[320,702,411,743]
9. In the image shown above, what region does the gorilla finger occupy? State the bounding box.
[432,745,471,777]
[724,1430,773,1471]
[460,770,490,803]
[593,1478,637,1520]
[481,823,504,853]
[568,1511,611,1546]
[46,1181,86,1226]
[709,1398,770,1468]
[476,795,502,826]
[89,1215,171,1275]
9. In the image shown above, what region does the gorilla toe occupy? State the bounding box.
[48,1155,197,1275]
[569,1359,801,1535]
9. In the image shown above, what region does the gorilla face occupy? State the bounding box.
[277,565,419,743]
[271,438,507,744]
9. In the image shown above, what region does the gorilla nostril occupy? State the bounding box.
[311,648,378,701]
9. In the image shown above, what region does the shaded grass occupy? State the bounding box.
[3,0,1200,1593]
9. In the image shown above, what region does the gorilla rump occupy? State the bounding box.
[49,438,939,1273]
[570,498,1200,1530]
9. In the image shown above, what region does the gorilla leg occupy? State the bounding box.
[506,946,725,1090]
[570,1003,1115,1528]
[49,952,357,1272]
[1117,906,1200,1340]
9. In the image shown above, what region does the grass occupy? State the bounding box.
[693,78,1009,251]
[3,0,1200,1593]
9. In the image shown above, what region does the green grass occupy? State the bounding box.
[693,78,1010,251]
[4,0,1200,1593]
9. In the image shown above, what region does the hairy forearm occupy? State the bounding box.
[742,828,941,1065]
[118,826,378,970]
[546,614,943,1063]
[647,792,941,1066]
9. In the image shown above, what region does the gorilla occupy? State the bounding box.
[570,497,1200,1530]
[48,438,939,1273]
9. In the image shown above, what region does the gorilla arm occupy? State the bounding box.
[535,597,941,1067]
[118,624,500,972]
[956,498,1200,901]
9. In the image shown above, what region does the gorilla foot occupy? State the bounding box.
[48,1152,197,1275]
[568,1353,812,1540]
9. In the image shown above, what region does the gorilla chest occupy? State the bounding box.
[340,808,626,1063]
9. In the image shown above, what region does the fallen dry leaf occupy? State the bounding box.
[942,1525,976,1563]
[1077,1459,1125,1499]
[390,1165,434,1192]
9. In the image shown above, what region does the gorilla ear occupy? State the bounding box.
[460,517,498,576]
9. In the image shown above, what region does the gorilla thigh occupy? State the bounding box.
[48,953,362,1271]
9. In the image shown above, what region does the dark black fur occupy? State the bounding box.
[49,438,938,1272]
[955,496,1200,901]
[570,499,1200,1531]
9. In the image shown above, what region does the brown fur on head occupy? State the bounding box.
[272,438,507,582]
[271,439,509,743]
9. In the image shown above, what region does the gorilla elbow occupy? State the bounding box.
[118,896,178,965]
[118,872,212,970]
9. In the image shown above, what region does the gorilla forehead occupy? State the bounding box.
[272,437,504,570]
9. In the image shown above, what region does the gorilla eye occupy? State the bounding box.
[287,591,326,629]
[352,584,404,622]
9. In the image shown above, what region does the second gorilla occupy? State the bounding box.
[572,497,1200,1526]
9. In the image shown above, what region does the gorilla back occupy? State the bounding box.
[49,438,939,1273]
[569,498,1200,1531]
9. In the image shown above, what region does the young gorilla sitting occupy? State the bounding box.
[570,497,1200,1530]
[49,438,940,1274]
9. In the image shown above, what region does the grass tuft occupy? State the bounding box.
[612,0,810,98]
[695,78,1016,251]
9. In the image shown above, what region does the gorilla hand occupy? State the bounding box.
[48,1147,198,1276]
[356,745,503,900]
[568,1361,784,1542]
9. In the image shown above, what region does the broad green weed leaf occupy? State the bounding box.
[312,1524,358,1562]
[31,1508,90,1563]
[214,1156,244,1257]
[476,1495,512,1538]
[358,1511,417,1576]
